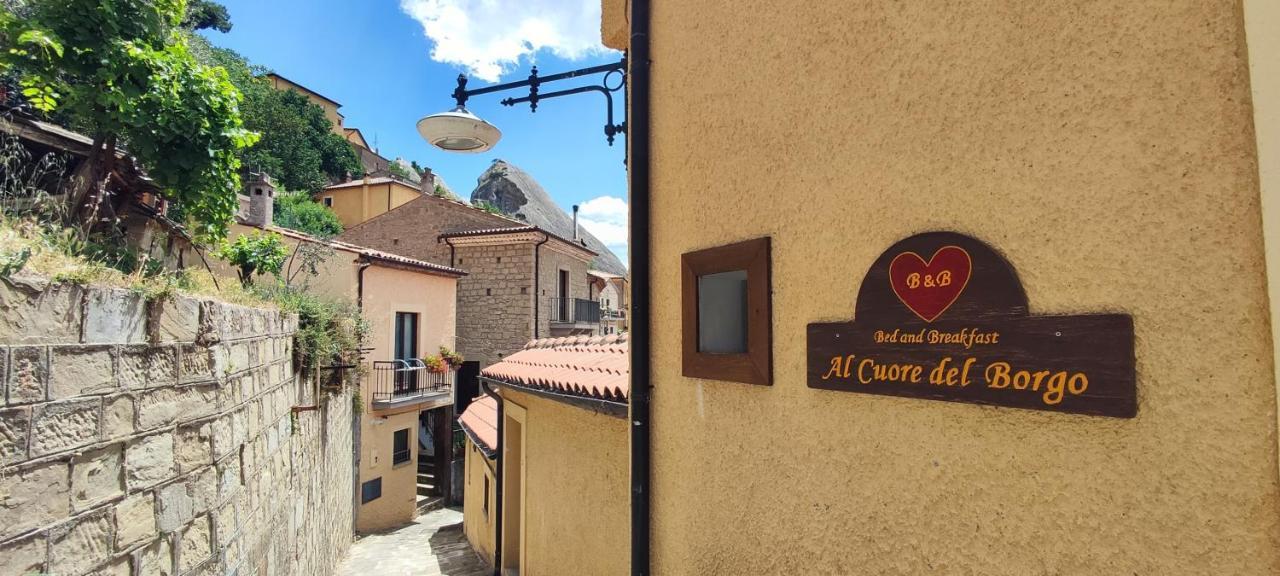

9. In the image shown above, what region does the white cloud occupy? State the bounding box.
[577,195,628,262]
[400,0,610,82]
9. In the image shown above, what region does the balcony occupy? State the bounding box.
[550,297,602,333]
[371,360,454,412]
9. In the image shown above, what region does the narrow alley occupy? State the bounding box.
[336,508,489,576]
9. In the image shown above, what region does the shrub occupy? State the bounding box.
[262,285,368,378]
[215,231,287,287]
[274,191,343,238]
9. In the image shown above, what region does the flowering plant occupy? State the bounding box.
[422,354,447,373]
[439,346,465,369]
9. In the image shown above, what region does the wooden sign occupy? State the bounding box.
[807,232,1136,418]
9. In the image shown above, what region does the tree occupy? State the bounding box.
[186,35,362,194]
[215,230,287,286]
[274,191,343,238]
[386,159,413,181]
[0,0,257,241]
[182,0,232,32]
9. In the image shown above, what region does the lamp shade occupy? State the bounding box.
[416,106,502,153]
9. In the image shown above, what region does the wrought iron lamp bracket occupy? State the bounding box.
[451,58,627,146]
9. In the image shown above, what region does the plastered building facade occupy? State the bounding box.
[604,0,1280,573]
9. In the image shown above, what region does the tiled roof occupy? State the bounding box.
[481,333,629,404]
[459,395,498,457]
[437,225,539,238]
[438,225,598,257]
[255,223,467,278]
[321,177,414,191]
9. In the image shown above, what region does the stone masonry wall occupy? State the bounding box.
[454,243,535,368]
[0,277,354,576]
[537,246,593,337]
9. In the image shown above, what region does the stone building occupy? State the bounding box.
[340,195,601,368]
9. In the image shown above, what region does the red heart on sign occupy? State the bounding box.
[889,246,972,322]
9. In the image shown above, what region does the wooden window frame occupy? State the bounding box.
[681,237,772,385]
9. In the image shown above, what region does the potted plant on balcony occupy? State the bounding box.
[423,354,447,374]
[439,346,464,370]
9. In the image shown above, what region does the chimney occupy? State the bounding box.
[419,167,435,195]
[573,204,580,240]
[244,172,275,228]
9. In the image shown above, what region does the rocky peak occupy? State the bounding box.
[470,160,627,275]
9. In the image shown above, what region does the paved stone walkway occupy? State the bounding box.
[336,507,490,576]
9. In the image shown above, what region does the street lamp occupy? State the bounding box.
[417,59,627,154]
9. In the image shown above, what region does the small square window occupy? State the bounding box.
[323,197,333,207]
[682,237,771,385]
[361,478,382,503]
[392,429,410,466]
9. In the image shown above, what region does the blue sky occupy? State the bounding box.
[202,0,629,263]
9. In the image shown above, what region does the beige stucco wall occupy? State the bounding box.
[266,74,345,136]
[217,223,356,301]
[1246,1,1280,459]
[639,1,1280,574]
[501,389,628,576]
[356,409,420,533]
[463,440,498,566]
[321,181,422,230]
[355,265,458,532]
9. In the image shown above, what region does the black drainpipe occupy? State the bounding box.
[356,260,372,309]
[481,378,504,576]
[442,236,457,267]
[629,0,652,573]
[353,258,372,537]
[533,232,550,338]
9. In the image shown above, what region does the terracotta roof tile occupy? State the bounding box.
[459,395,498,456]
[481,333,629,403]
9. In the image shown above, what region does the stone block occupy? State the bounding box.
[119,346,177,389]
[51,345,117,398]
[7,345,47,404]
[71,443,125,511]
[175,423,212,475]
[125,432,175,489]
[49,509,113,576]
[190,467,217,514]
[82,288,146,344]
[149,296,200,344]
[217,458,241,501]
[0,406,29,465]
[102,394,135,440]
[94,554,132,576]
[0,532,46,574]
[179,344,219,384]
[0,278,83,345]
[136,537,172,576]
[227,342,252,375]
[210,415,236,461]
[138,386,217,431]
[116,492,156,551]
[0,459,70,540]
[30,397,101,456]
[195,300,219,345]
[155,483,193,533]
[177,515,212,573]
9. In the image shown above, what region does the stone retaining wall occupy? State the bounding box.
[0,277,354,576]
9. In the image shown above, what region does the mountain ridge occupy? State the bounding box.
[470,160,628,276]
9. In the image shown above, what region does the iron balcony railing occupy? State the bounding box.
[550,297,602,324]
[372,359,454,404]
